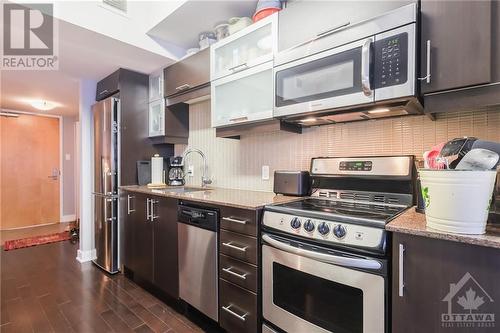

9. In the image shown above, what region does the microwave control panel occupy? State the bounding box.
[373,32,408,88]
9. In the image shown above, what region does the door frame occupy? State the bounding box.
[1,108,65,224]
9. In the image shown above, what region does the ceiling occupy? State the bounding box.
[1,17,177,117]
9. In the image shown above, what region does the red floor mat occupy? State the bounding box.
[3,231,70,251]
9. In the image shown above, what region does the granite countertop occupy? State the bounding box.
[119,185,300,209]
[386,207,500,249]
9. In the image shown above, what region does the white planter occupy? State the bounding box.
[419,169,497,234]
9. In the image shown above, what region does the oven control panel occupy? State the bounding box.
[339,160,372,171]
[263,211,386,252]
[373,32,408,88]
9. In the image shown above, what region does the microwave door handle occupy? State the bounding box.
[262,234,382,270]
[361,38,373,97]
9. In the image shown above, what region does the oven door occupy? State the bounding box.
[262,234,386,333]
[274,37,374,118]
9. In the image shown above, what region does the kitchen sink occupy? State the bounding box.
[159,187,210,194]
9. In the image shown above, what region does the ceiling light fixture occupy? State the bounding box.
[367,108,391,114]
[30,100,58,111]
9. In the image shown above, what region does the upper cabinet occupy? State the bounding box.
[420,0,492,94]
[278,1,413,52]
[212,61,273,128]
[149,70,164,102]
[211,14,277,81]
[164,48,210,98]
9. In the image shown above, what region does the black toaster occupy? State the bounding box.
[274,171,311,196]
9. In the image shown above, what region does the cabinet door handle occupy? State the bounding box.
[222,267,248,280]
[221,305,248,321]
[418,40,431,83]
[228,63,248,73]
[222,241,248,252]
[99,89,109,95]
[229,116,248,123]
[175,84,191,91]
[150,199,159,221]
[127,195,135,214]
[146,198,151,221]
[222,217,247,225]
[398,243,405,297]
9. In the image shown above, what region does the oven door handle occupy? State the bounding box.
[262,234,382,270]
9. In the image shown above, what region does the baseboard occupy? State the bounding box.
[76,248,96,263]
[61,214,76,223]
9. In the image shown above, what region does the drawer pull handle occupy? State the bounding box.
[222,242,248,252]
[229,116,249,122]
[175,83,191,91]
[222,305,248,321]
[222,217,247,225]
[222,267,248,280]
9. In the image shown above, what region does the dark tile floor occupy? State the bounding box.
[0,241,204,333]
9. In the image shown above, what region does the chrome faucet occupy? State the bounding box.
[182,148,212,188]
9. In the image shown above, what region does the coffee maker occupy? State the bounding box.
[168,156,185,186]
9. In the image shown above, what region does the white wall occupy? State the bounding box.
[45,0,186,59]
[62,115,77,218]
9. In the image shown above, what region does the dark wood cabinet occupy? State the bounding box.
[163,47,210,98]
[218,205,262,333]
[420,0,492,94]
[131,193,154,282]
[122,191,179,299]
[96,70,120,101]
[153,197,179,298]
[392,232,500,333]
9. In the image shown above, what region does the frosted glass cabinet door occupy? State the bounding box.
[211,14,277,81]
[148,99,165,137]
[149,71,163,102]
[211,61,273,128]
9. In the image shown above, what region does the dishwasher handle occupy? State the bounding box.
[177,204,218,232]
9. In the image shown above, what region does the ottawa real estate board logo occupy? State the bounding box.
[1,2,58,70]
[441,272,495,329]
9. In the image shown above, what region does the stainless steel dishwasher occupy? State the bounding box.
[177,201,218,322]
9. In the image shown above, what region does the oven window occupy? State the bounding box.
[273,263,363,333]
[275,47,362,107]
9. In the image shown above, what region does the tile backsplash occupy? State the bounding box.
[175,100,500,192]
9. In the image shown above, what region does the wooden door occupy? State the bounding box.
[392,233,500,333]
[420,0,492,94]
[0,114,60,229]
[153,197,179,299]
[132,194,153,282]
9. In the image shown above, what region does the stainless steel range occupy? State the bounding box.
[261,155,415,333]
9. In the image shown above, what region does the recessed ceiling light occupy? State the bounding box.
[367,108,390,114]
[30,100,58,111]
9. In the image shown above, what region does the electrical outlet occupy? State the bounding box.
[262,165,270,180]
[187,165,194,177]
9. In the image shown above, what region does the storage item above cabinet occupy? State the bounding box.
[164,47,210,105]
[211,13,277,81]
[148,103,189,144]
[211,61,273,128]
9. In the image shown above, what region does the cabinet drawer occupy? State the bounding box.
[220,230,257,265]
[164,47,210,97]
[220,206,258,237]
[219,254,257,292]
[219,279,257,333]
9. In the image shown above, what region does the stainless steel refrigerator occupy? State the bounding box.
[92,97,120,274]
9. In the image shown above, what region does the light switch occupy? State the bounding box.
[187,165,194,177]
[262,165,270,180]
[65,154,71,161]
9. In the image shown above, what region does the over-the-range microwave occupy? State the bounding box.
[274,3,422,125]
